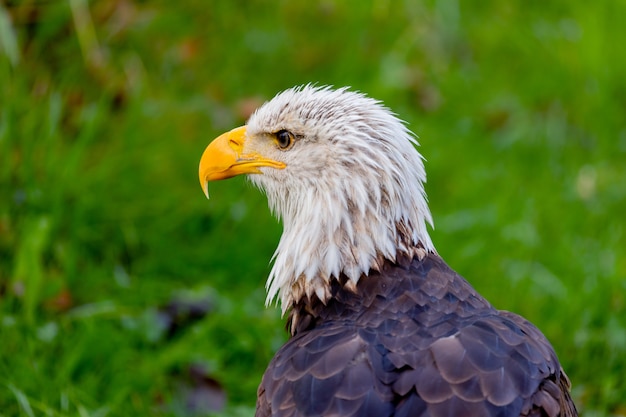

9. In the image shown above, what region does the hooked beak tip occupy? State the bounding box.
[201,180,209,199]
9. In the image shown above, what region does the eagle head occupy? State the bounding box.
[199,86,435,311]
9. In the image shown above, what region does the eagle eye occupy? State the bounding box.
[275,130,295,150]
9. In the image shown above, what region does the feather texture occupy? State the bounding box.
[245,86,434,311]
[256,254,577,417]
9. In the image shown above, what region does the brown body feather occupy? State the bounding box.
[256,253,577,417]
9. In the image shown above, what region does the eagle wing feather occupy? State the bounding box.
[256,255,576,417]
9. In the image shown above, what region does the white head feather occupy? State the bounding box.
[244,85,435,312]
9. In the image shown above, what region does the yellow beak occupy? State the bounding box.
[198,126,286,198]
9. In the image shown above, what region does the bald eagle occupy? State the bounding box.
[198,86,577,417]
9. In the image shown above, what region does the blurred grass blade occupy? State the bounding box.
[69,0,102,66]
[0,2,20,67]
[66,301,118,319]
[12,216,52,324]
[77,405,110,417]
[8,384,35,417]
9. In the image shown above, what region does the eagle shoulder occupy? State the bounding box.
[256,254,577,417]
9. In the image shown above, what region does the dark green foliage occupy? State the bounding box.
[0,1,624,415]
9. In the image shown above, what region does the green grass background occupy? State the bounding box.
[1,1,625,416]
